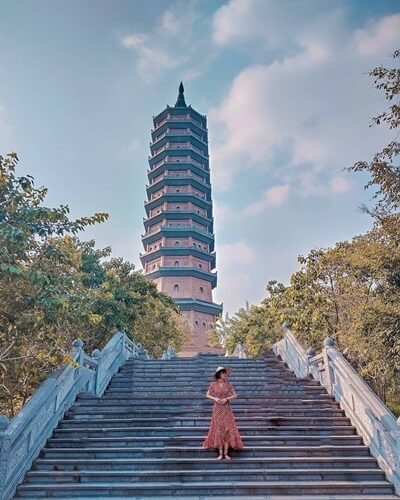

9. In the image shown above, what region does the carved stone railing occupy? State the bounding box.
[273,324,400,494]
[161,345,177,359]
[0,330,147,500]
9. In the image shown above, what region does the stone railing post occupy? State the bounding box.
[161,345,177,360]
[91,349,101,395]
[397,417,400,457]
[306,347,315,376]
[0,415,10,496]
[72,338,84,367]
[322,337,335,394]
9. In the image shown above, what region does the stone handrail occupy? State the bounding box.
[273,323,311,378]
[0,330,144,500]
[272,325,400,494]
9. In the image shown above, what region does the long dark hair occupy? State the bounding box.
[215,369,226,380]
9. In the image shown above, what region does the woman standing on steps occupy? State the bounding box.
[202,366,243,460]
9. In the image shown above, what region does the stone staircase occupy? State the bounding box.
[14,352,398,498]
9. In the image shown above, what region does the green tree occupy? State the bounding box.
[0,154,184,417]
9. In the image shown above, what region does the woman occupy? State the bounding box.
[202,366,243,460]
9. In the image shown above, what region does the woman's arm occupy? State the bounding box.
[225,383,237,402]
[205,383,222,404]
[206,390,218,402]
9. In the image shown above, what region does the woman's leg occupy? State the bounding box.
[217,444,223,460]
[223,440,231,459]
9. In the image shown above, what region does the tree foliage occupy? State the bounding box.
[0,154,184,417]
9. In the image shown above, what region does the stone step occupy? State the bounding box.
[108,379,323,386]
[25,468,387,484]
[104,388,327,397]
[109,378,305,386]
[73,400,340,409]
[33,456,380,472]
[120,368,279,373]
[14,351,396,498]
[39,444,371,459]
[117,366,291,372]
[46,435,364,448]
[97,390,335,399]
[108,382,315,390]
[115,370,306,385]
[61,415,352,427]
[121,361,277,365]
[15,494,400,500]
[99,391,336,406]
[54,424,357,437]
[66,408,346,418]
[15,480,395,497]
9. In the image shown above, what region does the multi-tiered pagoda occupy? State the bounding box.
[140,83,223,356]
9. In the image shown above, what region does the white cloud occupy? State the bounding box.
[120,33,183,81]
[212,0,341,49]
[212,0,259,46]
[160,9,182,36]
[355,13,400,56]
[218,240,256,267]
[242,184,289,216]
[120,2,205,82]
[213,199,235,233]
[208,8,400,196]
[330,176,351,194]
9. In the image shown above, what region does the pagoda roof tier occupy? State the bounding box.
[143,211,214,232]
[146,175,211,196]
[148,149,209,169]
[152,108,206,133]
[151,119,207,142]
[147,161,210,182]
[141,225,215,251]
[144,193,212,214]
[140,247,216,268]
[150,136,208,157]
[151,128,208,149]
[144,267,218,288]
[174,297,223,316]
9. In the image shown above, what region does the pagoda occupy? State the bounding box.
[140,83,223,356]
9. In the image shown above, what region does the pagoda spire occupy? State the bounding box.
[175,82,187,107]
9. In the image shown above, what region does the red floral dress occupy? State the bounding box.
[202,380,244,450]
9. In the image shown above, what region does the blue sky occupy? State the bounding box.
[0,0,399,315]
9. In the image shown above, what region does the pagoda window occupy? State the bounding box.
[175,241,180,246]
[173,284,179,291]
[199,264,202,268]
[176,206,180,210]
[200,286,204,294]
[174,261,179,266]
[195,320,199,327]
[202,322,206,329]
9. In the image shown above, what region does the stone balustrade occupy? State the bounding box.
[272,324,400,494]
[0,331,148,500]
